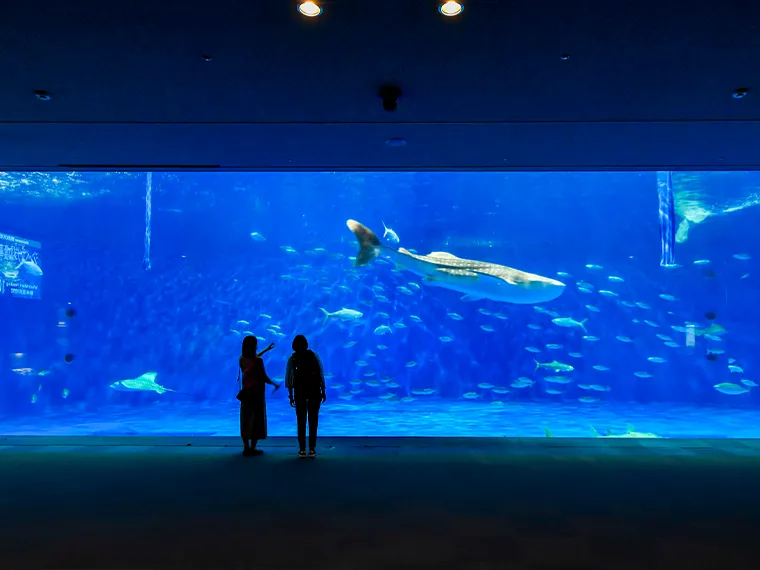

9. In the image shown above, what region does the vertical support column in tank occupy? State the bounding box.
[143,172,152,271]
[656,171,676,267]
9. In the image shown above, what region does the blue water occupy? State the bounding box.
[2,171,760,438]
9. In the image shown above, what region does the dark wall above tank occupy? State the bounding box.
[1,0,759,171]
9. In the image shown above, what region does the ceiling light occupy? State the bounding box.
[298,1,322,17]
[439,1,463,17]
[733,88,749,99]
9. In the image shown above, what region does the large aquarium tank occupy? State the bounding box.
[1,171,759,438]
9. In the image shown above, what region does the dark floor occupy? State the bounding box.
[1,436,760,569]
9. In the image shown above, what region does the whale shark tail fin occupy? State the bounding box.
[346,219,381,266]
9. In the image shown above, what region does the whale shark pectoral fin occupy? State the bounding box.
[483,271,519,286]
[675,219,690,243]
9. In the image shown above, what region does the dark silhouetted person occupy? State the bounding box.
[285,335,325,458]
[238,336,279,456]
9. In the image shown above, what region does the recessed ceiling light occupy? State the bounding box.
[298,1,322,17]
[733,88,749,99]
[439,1,463,17]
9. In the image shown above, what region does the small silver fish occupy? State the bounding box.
[382,221,400,244]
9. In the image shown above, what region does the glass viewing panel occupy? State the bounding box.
[0,171,757,437]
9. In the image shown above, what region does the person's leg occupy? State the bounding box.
[240,404,251,454]
[307,395,321,452]
[295,394,308,452]
[251,390,266,455]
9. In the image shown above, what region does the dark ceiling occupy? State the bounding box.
[1,0,759,171]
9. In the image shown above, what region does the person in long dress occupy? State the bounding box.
[239,336,279,456]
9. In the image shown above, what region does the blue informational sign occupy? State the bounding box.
[0,232,42,300]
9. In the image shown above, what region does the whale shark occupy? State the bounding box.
[346,220,566,304]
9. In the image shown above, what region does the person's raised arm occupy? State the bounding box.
[257,342,275,358]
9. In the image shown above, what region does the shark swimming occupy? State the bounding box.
[109,372,174,394]
[346,220,566,304]
[544,424,661,438]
